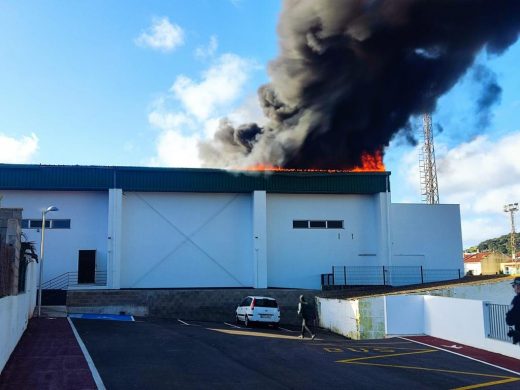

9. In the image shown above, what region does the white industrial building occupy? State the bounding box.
[0,164,463,290]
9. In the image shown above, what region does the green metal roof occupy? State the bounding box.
[0,164,390,194]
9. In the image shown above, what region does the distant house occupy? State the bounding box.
[500,253,520,275]
[463,251,511,275]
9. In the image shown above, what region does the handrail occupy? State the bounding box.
[41,271,108,290]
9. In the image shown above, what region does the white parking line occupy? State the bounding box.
[224,322,243,329]
[279,327,298,333]
[68,317,106,390]
[177,319,190,326]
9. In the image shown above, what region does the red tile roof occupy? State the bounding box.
[463,252,492,263]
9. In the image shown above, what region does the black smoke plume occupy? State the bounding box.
[199,0,520,170]
[472,65,502,130]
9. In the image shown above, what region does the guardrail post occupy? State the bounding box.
[420,266,424,284]
[343,266,347,286]
[382,266,386,286]
[458,269,461,279]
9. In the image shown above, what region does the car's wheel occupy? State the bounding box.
[244,315,249,327]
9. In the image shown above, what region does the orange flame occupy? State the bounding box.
[351,150,385,172]
[241,150,385,173]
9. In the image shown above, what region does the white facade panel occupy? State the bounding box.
[390,204,463,270]
[120,192,253,288]
[384,295,424,335]
[1,190,108,283]
[266,193,383,289]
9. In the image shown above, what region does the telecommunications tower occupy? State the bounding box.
[419,113,439,204]
[504,203,518,260]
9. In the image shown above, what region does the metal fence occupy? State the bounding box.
[41,271,107,290]
[486,303,512,343]
[322,265,461,287]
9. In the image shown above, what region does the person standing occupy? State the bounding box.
[506,277,520,344]
[298,295,315,340]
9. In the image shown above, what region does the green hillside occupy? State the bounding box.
[467,233,520,254]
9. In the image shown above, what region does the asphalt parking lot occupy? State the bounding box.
[72,318,520,390]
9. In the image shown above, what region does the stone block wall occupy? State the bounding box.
[67,288,320,325]
[0,208,22,296]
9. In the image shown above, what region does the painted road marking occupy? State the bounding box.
[441,344,463,349]
[208,328,321,341]
[314,342,415,347]
[324,348,344,353]
[223,322,242,329]
[336,349,437,363]
[340,361,520,390]
[319,344,430,352]
[336,346,520,389]
[401,337,520,377]
[177,319,190,326]
[68,318,106,390]
[453,377,520,389]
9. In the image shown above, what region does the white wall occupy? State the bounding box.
[317,296,386,339]
[419,278,515,305]
[384,295,520,360]
[317,298,360,339]
[0,262,37,373]
[1,191,109,282]
[423,296,520,359]
[120,192,253,288]
[385,295,424,335]
[464,262,481,276]
[391,204,463,272]
[267,194,382,289]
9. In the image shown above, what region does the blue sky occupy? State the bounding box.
[0,0,519,248]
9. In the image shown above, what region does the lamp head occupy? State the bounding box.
[45,206,58,213]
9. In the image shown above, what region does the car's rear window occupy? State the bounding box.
[255,299,278,308]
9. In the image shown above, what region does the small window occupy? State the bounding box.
[24,219,71,229]
[52,219,71,229]
[293,220,309,229]
[309,220,326,228]
[30,220,50,229]
[327,220,343,229]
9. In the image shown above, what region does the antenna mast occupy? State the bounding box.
[504,203,518,260]
[419,113,439,204]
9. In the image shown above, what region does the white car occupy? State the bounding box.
[235,296,280,327]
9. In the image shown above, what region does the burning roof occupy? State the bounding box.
[199,0,520,171]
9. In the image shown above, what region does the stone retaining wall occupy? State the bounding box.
[67,289,320,325]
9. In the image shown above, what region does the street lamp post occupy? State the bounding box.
[37,205,58,317]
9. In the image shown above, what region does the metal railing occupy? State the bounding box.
[486,303,512,343]
[322,266,461,288]
[41,271,107,290]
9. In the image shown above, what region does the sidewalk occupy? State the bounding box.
[0,316,97,390]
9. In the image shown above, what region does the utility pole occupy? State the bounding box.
[504,203,519,260]
[419,113,439,204]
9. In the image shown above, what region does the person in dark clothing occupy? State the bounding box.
[506,277,520,344]
[297,295,315,340]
